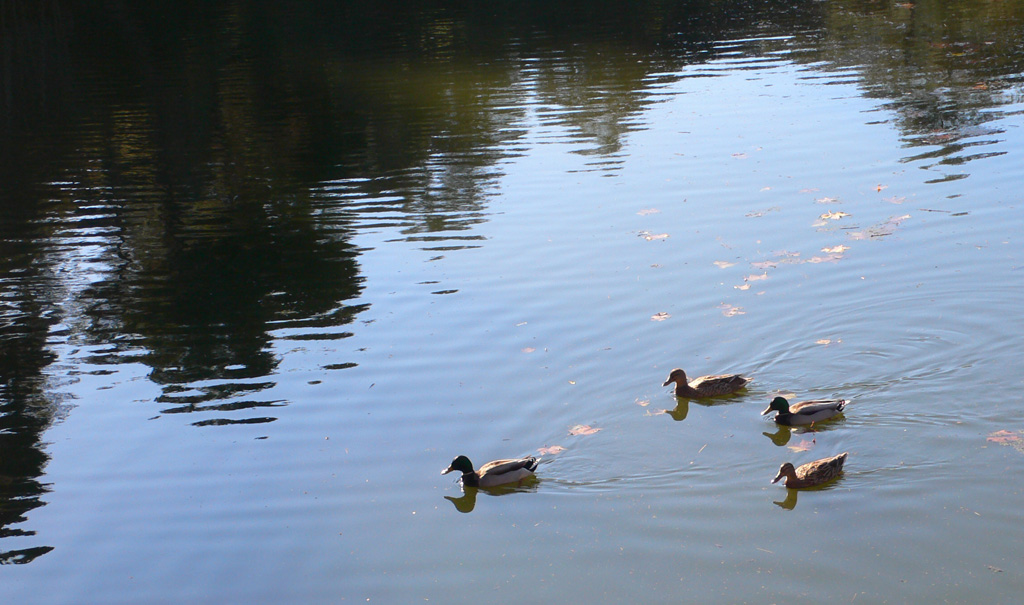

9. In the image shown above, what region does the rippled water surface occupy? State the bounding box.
[3,2,1024,602]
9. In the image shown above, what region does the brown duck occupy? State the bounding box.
[771,452,848,488]
[662,368,750,398]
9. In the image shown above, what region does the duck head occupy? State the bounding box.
[771,462,796,484]
[662,368,687,387]
[442,455,474,476]
[762,396,791,415]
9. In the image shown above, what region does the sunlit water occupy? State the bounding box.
[3,3,1024,603]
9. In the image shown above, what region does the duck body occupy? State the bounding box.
[772,452,848,488]
[442,455,539,488]
[762,396,846,426]
[662,368,750,398]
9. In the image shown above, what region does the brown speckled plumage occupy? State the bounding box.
[662,368,750,398]
[772,452,848,489]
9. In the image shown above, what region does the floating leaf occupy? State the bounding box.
[815,196,840,204]
[745,273,768,282]
[806,254,843,263]
[884,196,906,204]
[849,214,911,240]
[639,231,670,241]
[538,445,566,455]
[651,312,671,321]
[714,261,736,269]
[521,347,536,353]
[734,284,750,291]
[800,188,821,194]
[635,398,650,407]
[987,430,1024,454]
[637,208,660,216]
[746,206,780,217]
[750,261,777,270]
[732,152,748,159]
[987,430,1021,444]
[718,303,745,317]
[787,439,815,453]
[569,424,601,436]
[819,211,850,220]
[822,245,849,254]
[876,184,888,192]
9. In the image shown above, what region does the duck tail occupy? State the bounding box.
[837,399,848,412]
[526,456,542,471]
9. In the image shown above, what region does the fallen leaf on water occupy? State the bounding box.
[816,339,832,345]
[987,430,1024,454]
[806,254,843,263]
[651,312,671,321]
[815,196,840,204]
[750,261,778,270]
[641,232,669,241]
[718,303,745,317]
[637,208,660,216]
[522,347,536,353]
[801,188,821,194]
[849,214,911,240]
[569,424,601,436]
[732,152,748,159]
[819,211,850,220]
[987,430,1021,443]
[876,184,888,192]
[822,245,849,254]
[787,439,815,453]
[635,398,650,407]
[987,565,1003,573]
[714,260,736,269]
[884,196,907,204]
[746,206,780,217]
[745,273,768,282]
[734,284,751,291]
[538,445,566,455]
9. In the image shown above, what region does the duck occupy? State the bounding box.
[662,368,750,398]
[441,455,539,488]
[772,452,848,488]
[761,396,846,426]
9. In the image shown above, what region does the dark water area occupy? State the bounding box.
[2,0,1024,600]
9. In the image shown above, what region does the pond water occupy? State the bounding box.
[3,1,1024,602]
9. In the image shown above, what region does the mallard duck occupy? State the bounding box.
[772,452,848,488]
[441,455,539,487]
[761,396,846,426]
[662,368,750,398]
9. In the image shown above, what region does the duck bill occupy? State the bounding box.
[441,465,456,475]
[771,471,784,484]
[761,406,773,415]
[662,378,672,387]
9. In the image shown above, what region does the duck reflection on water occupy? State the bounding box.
[444,482,541,513]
